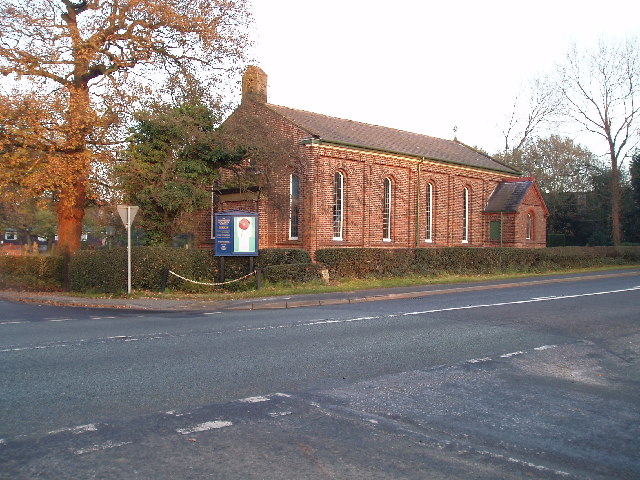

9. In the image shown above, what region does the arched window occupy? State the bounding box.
[526,212,533,240]
[333,172,344,240]
[425,182,434,242]
[289,174,300,240]
[462,187,470,243]
[383,177,392,241]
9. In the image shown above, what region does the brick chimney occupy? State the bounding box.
[242,66,267,104]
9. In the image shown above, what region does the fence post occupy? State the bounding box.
[160,266,169,292]
[256,267,262,290]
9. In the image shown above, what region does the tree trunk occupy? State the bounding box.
[57,178,86,255]
[56,83,93,255]
[611,163,622,246]
[609,144,622,246]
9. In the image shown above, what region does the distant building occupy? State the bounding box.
[196,67,548,254]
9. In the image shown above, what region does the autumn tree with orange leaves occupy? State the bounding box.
[0,0,250,254]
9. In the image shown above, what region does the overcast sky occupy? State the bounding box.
[246,0,640,157]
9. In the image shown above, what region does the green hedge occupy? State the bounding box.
[0,255,64,290]
[261,263,324,284]
[315,246,640,278]
[68,247,312,293]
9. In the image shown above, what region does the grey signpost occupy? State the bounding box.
[117,205,139,294]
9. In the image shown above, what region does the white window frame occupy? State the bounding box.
[425,182,433,242]
[332,172,344,240]
[289,173,300,240]
[4,231,17,241]
[383,177,392,241]
[526,212,533,240]
[462,187,469,243]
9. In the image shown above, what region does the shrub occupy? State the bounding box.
[314,248,415,278]
[315,246,640,279]
[69,247,217,293]
[261,263,324,283]
[0,255,64,290]
[68,247,312,293]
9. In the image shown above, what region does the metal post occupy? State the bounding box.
[127,206,132,294]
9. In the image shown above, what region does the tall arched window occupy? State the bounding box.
[333,172,344,240]
[289,174,300,240]
[425,182,433,242]
[462,187,469,243]
[526,212,533,240]
[383,177,392,241]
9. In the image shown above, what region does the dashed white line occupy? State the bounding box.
[74,440,132,455]
[500,351,526,358]
[238,396,270,403]
[176,421,233,435]
[534,345,557,351]
[477,449,571,477]
[0,321,26,325]
[466,357,492,364]
[48,424,98,435]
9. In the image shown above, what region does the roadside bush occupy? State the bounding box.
[313,248,415,278]
[261,263,324,284]
[68,247,312,293]
[70,247,216,293]
[0,255,64,290]
[315,246,640,279]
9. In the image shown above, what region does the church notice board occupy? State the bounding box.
[214,210,259,256]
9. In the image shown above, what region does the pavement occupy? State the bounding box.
[1,268,639,312]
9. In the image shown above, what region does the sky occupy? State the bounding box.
[246,0,640,157]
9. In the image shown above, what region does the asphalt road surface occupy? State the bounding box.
[1,272,639,479]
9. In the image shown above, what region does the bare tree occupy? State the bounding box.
[501,75,560,158]
[0,0,250,254]
[558,38,640,245]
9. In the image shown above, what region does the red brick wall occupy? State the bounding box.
[214,101,547,255]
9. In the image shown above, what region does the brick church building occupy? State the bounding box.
[199,66,548,255]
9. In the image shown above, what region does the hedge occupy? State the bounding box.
[0,255,65,290]
[314,246,640,279]
[68,247,312,293]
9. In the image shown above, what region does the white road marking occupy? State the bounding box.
[500,351,526,358]
[74,440,132,455]
[0,321,26,325]
[239,396,270,403]
[48,424,98,435]
[466,357,492,364]
[477,449,571,477]
[268,411,292,417]
[203,312,222,315]
[176,421,233,435]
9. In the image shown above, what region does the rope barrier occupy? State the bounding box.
[168,269,256,287]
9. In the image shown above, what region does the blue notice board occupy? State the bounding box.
[214,210,259,256]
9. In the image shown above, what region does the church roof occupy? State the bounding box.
[484,180,534,212]
[266,104,518,174]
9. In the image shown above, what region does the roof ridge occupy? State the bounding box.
[264,102,518,175]
[267,103,456,145]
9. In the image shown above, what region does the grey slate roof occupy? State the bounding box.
[484,181,533,213]
[266,104,519,174]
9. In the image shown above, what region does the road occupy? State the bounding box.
[1,272,639,479]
